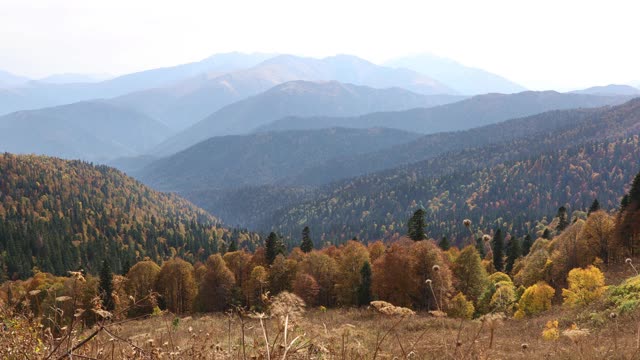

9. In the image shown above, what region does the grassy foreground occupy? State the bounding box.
[4,305,639,359]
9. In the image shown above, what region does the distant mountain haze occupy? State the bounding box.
[259,91,633,134]
[112,54,457,132]
[154,80,465,155]
[0,101,171,161]
[385,53,527,95]
[571,84,640,96]
[0,70,30,87]
[0,52,276,116]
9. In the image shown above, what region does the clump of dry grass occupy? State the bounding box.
[370,300,416,316]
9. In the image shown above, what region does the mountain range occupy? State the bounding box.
[0,101,171,160]
[385,53,527,95]
[154,80,464,155]
[258,91,632,133]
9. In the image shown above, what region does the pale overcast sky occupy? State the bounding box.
[1,0,639,90]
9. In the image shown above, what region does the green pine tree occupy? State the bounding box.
[492,229,504,272]
[228,238,238,252]
[407,209,427,241]
[476,237,486,258]
[630,171,640,204]
[265,232,285,264]
[522,234,533,256]
[300,226,314,253]
[357,261,372,306]
[439,236,450,250]
[588,199,600,216]
[505,237,522,273]
[621,194,631,212]
[99,260,114,311]
[556,206,569,233]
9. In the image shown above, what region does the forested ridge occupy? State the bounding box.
[262,98,640,244]
[0,153,258,280]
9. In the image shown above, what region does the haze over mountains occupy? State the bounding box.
[385,53,527,95]
[258,91,632,134]
[155,80,464,155]
[0,101,171,160]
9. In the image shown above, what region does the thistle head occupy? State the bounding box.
[425,279,432,285]
[432,265,441,272]
[483,234,491,242]
[521,343,529,350]
[463,219,472,228]
[626,258,633,265]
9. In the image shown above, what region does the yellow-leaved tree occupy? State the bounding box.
[562,265,606,308]
[514,281,554,319]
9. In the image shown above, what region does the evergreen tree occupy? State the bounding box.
[228,238,238,252]
[407,209,427,241]
[99,260,114,311]
[265,232,285,265]
[505,237,522,273]
[357,261,372,306]
[522,234,533,256]
[476,237,486,258]
[492,229,504,272]
[630,171,640,204]
[121,258,131,275]
[439,236,450,250]
[621,194,631,212]
[556,206,569,233]
[588,199,600,216]
[300,226,314,253]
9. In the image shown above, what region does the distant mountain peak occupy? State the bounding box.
[571,84,640,96]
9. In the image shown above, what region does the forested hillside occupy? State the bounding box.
[0,154,258,280]
[138,127,421,191]
[256,98,640,243]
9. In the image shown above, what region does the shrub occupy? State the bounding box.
[562,266,606,308]
[447,292,474,319]
[608,275,640,314]
[514,281,554,319]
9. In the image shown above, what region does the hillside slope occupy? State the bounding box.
[0,101,171,161]
[0,153,257,280]
[138,127,422,191]
[263,98,640,243]
[155,80,462,155]
[259,91,633,133]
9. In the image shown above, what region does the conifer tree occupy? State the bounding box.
[556,206,569,233]
[505,237,522,273]
[476,237,486,258]
[630,171,640,204]
[228,238,238,252]
[407,208,427,241]
[621,194,631,212]
[439,236,451,250]
[588,199,600,216]
[522,234,533,256]
[357,261,372,306]
[265,232,285,264]
[492,229,505,272]
[300,226,314,253]
[542,228,552,240]
[99,260,114,311]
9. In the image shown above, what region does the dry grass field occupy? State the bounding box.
[5,305,640,359]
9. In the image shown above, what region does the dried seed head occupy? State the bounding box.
[483,234,492,242]
[456,340,463,347]
[521,343,529,350]
[432,265,441,272]
[425,279,432,285]
[626,258,633,264]
[610,312,618,319]
[463,219,472,227]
